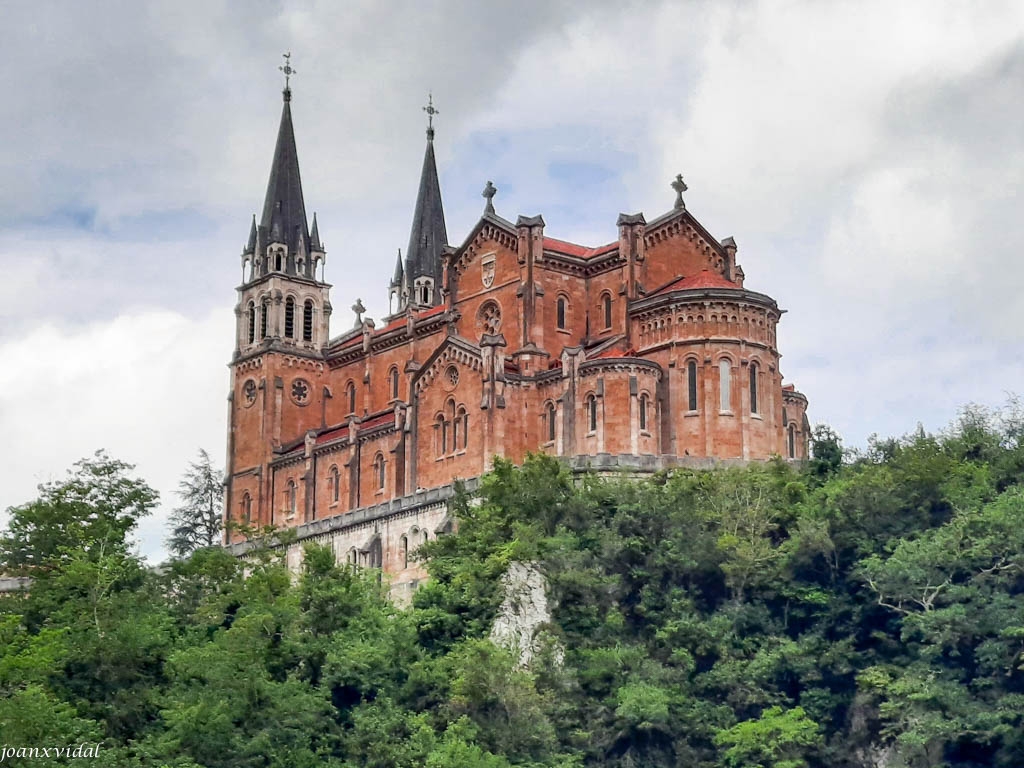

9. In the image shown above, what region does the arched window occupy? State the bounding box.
[345,381,356,414]
[389,367,400,400]
[639,394,649,432]
[373,453,385,491]
[414,277,433,306]
[603,293,613,329]
[284,297,295,338]
[247,301,256,344]
[260,297,270,339]
[274,251,283,271]
[329,465,340,504]
[286,479,297,515]
[687,360,698,411]
[556,296,567,330]
[546,402,556,442]
[749,362,759,414]
[422,530,429,546]
[303,300,314,342]
[587,394,598,433]
[347,547,357,565]
[719,359,732,412]
[240,492,252,523]
[457,406,468,450]
[444,400,456,453]
[400,535,409,568]
[435,414,446,457]
[788,424,796,458]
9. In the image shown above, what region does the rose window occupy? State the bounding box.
[291,378,310,405]
[444,366,460,389]
[478,301,502,334]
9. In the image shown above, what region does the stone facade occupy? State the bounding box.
[224,88,810,593]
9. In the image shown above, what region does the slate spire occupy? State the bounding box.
[310,212,322,251]
[258,85,310,268]
[403,96,448,306]
[244,214,257,255]
[391,248,404,288]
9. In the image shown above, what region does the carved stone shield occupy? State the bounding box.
[481,254,496,288]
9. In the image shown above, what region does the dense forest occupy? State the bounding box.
[2,402,1024,767]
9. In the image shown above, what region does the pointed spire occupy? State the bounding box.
[244,214,257,254]
[259,75,309,259]
[310,212,322,251]
[391,249,404,287]
[404,97,448,306]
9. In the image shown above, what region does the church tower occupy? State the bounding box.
[235,70,330,354]
[226,58,332,533]
[398,94,448,310]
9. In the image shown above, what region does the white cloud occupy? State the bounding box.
[0,308,232,562]
[2,0,1024,558]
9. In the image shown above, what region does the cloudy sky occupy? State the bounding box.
[2,0,1022,562]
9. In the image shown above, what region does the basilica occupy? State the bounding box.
[225,81,810,596]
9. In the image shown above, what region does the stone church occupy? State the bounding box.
[225,82,810,597]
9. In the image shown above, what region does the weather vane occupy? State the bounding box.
[423,93,439,138]
[279,52,296,90]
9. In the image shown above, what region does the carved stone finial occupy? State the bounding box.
[482,180,497,215]
[671,173,688,210]
[352,298,366,327]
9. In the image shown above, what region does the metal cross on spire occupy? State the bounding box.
[423,93,439,139]
[279,52,296,91]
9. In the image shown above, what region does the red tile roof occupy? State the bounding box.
[312,412,395,446]
[543,236,618,259]
[377,316,406,334]
[782,384,796,392]
[417,304,448,320]
[592,346,637,360]
[648,270,737,296]
[315,424,349,445]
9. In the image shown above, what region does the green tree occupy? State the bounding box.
[0,450,158,569]
[714,705,822,768]
[167,448,224,558]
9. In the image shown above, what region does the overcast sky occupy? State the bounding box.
[2,0,1022,563]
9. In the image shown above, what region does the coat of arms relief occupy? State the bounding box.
[481,253,496,289]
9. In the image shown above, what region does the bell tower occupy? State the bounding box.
[235,56,330,357]
[226,55,332,537]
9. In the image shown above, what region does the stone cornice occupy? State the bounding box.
[643,207,727,261]
[579,358,664,380]
[630,287,780,316]
[413,336,484,394]
[538,250,625,277]
[233,343,325,368]
[237,273,332,293]
[325,312,450,368]
[450,215,518,277]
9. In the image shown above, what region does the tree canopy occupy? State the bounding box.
[2,401,1024,767]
